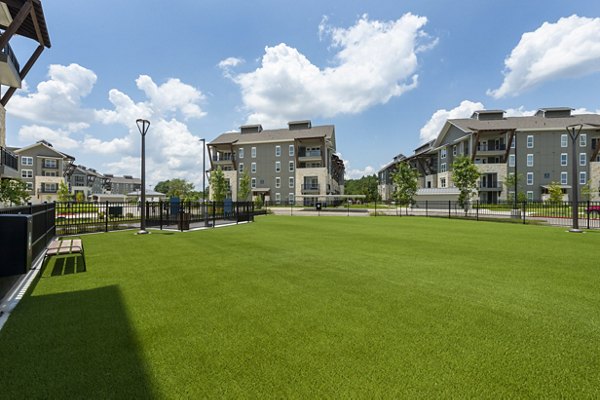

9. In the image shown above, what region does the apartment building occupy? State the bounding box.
[68,165,107,199]
[12,140,74,203]
[379,107,600,202]
[0,0,51,183]
[103,174,141,195]
[208,120,345,205]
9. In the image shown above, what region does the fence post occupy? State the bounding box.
[105,201,109,232]
[236,202,240,224]
[212,201,216,227]
[587,200,590,230]
[426,200,428,217]
[159,200,163,230]
[522,201,526,224]
[374,198,377,216]
[476,200,479,221]
[448,200,451,219]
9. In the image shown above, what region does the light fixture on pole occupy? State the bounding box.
[136,119,150,234]
[566,124,583,233]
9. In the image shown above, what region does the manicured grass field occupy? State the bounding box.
[1,216,599,398]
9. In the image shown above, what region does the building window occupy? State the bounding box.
[238,163,244,173]
[452,146,457,156]
[275,161,281,173]
[527,154,533,167]
[440,163,446,173]
[275,193,281,203]
[21,169,33,178]
[580,171,587,185]
[440,177,446,188]
[441,148,447,159]
[43,159,57,168]
[561,172,568,185]
[526,172,533,186]
[251,178,256,188]
[527,135,534,148]
[275,145,281,157]
[560,153,567,166]
[26,182,33,191]
[251,162,256,173]
[511,138,515,149]
[289,161,294,172]
[289,145,294,157]
[239,148,244,159]
[561,134,568,148]
[289,177,294,188]
[275,177,281,188]
[508,154,515,167]
[251,147,256,158]
[21,156,33,166]
[527,191,534,201]
[580,133,587,147]
[580,153,586,167]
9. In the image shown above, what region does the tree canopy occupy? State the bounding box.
[344,175,379,203]
[392,163,418,212]
[451,156,480,209]
[154,178,200,201]
[238,170,251,201]
[57,181,73,202]
[210,167,229,202]
[0,179,30,206]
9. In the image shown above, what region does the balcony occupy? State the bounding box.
[476,143,506,156]
[298,148,321,161]
[0,146,19,179]
[301,183,320,194]
[212,152,235,166]
[0,42,22,88]
[479,181,503,191]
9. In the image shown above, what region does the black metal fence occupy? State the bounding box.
[54,201,256,235]
[372,200,600,229]
[0,203,55,260]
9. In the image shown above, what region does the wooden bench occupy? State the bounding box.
[44,239,87,271]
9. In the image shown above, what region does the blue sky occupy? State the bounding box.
[5,0,600,186]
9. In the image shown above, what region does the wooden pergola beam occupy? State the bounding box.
[0,0,32,50]
[471,131,481,161]
[504,129,516,162]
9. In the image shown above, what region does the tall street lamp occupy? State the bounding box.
[136,119,150,234]
[566,124,583,233]
[199,138,207,227]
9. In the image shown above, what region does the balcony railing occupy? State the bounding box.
[1,147,18,170]
[212,154,234,162]
[1,42,20,73]
[479,181,503,190]
[299,149,321,158]
[301,184,320,193]
[477,144,506,152]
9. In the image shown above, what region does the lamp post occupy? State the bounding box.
[566,124,583,233]
[136,119,150,234]
[199,138,207,227]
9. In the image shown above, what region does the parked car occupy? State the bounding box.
[587,205,600,216]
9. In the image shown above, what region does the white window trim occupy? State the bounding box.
[275,177,281,188]
[579,153,586,166]
[275,145,281,157]
[561,134,568,148]
[289,161,294,172]
[527,154,534,167]
[251,162,256,173]
[289,145,295,156]
[527,135,534,148]
[239,148,244,159]
[251,147,256,158]
[21,169,33,178]
[560,172,568,185]
[289,177,294,188]
[251,178,256,188]
[238,162,244,173]
[580,133,587,147]
[275,161,281,173]
[21,156,33,166]
[508,154,515,168]
[560,153,568,166]
[526,172,533,186]
[527,191,534,201]
[579,171,587,185]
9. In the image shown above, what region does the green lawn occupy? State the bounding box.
[1,216,599,398]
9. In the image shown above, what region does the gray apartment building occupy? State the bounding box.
[68,165,107,198]
[12,140,74,204]
[208,120,345,205]
[0,0,51,186]
[103,174,141,195]
[379,107,600,202]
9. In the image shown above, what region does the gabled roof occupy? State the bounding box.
[1,0,51,47]
[14,140,74,160]
[210,125,335,146]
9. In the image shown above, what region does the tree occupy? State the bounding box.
[210,167,228,202]
[238,170,251,201]
[75,191,85,202]
[57,181,73,202]
[451,156,480,211]
[547,181,563,204]
[0,178,30,206]
[503,173,526,205]
[343,174,380,203]
[581,179,594,202]
[391,162,418,215]
[154,178,196,200]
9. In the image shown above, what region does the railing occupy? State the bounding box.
[299,150,321,158]
[301,184,320,193]
[1,42,20,73]
[0,203,55,261]
[479,181,503,189]
[477,144,506,152]
[54,201,257,235]
[212,154,234,162]
[1,146,18,170]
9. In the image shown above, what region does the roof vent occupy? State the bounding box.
[470,110,505,121]
[535,107,573,118]
[124,175,133,179]
[288,120,312,130]
[240,124,263,134]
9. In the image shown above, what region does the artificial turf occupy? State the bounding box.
[0,216,599,398]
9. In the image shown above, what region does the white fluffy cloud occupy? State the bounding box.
[344,161,376,180]
[488,15,600,98]
[9,63,208,188]
[419,100,484,142]
[221,13,436,127]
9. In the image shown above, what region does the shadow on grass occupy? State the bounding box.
[46,255,86,277]
[0,285,158,398]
